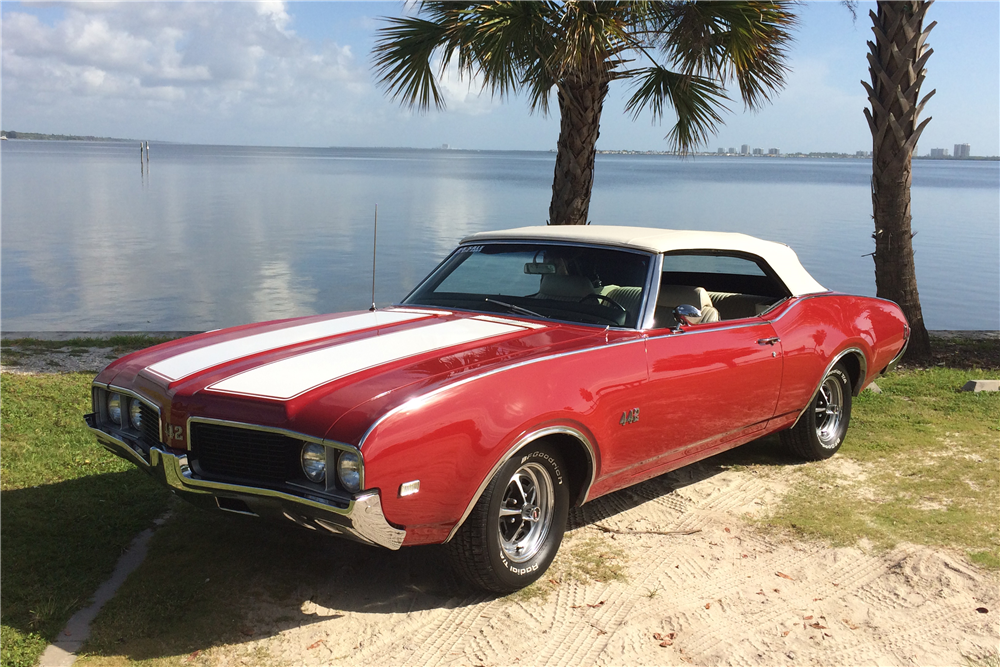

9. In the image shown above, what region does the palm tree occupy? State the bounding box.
[862,0,934,359]
[372,1,797,226]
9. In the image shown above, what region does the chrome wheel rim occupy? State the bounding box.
[498,462,554,563]
[815,375,844,448]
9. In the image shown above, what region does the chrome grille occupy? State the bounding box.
[138,403,160,444]
[190,422,300,483]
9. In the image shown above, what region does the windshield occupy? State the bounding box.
[403,243,652,328]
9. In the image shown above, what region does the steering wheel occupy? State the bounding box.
[579,293,628,319]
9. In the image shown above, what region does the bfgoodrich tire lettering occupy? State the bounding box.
[447,443,569,593]
[781,362,853,460]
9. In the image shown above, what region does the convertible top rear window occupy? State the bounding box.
[404,243,651,328]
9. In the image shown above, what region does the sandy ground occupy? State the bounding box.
[193,463,998,667]
[6,344,998,666]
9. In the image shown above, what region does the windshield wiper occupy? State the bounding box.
[484,298,548,320]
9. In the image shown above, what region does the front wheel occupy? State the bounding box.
[780,362,853,460]
[447,443,569,593]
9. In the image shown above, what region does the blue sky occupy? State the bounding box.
[2,1,997,155]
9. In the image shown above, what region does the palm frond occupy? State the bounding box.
[372,16,453,111]
[460,2,557,101]
[652,1,797,110]
[523,55,558,115]
[718,2,797,109]
[373,3,561,111]
[373,1,796,130]
[625,66,729,153]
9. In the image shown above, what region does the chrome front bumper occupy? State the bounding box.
[84,414,405,550]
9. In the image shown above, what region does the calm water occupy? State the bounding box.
[2,141,998,331]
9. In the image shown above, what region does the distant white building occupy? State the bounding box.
[752,147,763,156]
[954,143,971,159]
[728,147,736,154]
[767,148,779,156]
[930,148,949,158]
[740,144,749,155]
[718,147,725,154]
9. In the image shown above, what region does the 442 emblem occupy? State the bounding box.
[619,408,639,425]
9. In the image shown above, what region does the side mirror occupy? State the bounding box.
[673,304,701,328]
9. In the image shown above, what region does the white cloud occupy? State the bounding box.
[2,2,371,143]
[436,56,502,116]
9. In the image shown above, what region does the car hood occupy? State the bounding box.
[96,308,606,446]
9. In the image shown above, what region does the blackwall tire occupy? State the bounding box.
[447,443,569,593]
[780,362,853,461]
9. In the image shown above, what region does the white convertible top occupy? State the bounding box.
[462,225,828,297]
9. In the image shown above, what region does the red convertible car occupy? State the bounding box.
[86,226,908,592]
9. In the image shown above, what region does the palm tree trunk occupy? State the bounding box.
[548,70,609,226]
[863,0,935,359]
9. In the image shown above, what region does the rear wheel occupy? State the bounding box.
[781,363,853,460]
[447,443,569,593]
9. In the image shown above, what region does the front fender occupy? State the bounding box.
[352,339,646,546]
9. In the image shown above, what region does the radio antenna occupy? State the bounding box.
[369,204,378,311]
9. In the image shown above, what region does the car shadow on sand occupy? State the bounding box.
[82,433,797,662]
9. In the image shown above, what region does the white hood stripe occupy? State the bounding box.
[207,318,527,400]
[145,311,426,382]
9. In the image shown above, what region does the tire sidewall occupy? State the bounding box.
[483,444,569,590]
[810,365,852,457]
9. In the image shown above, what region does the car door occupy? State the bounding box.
[602,252,786,486]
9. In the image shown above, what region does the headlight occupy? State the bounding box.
[337,451,361,493]
[129,398,143,430]
[107,393,123,425]
[300,443,327,483]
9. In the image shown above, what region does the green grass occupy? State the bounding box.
[0,373,169,667]
[506,533,627,602]
[761,366,1000,566]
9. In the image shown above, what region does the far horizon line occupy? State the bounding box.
[2,131,997,160]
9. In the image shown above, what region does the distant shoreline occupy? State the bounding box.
[2,132,997,160]
[1,131,136,142]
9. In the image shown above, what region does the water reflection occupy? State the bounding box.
[1,142,997,331]
[251,260,318,322]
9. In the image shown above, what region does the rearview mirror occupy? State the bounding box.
[524,263,557,275]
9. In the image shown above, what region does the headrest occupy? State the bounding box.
[657,285,713,310]
[539,274,595,299]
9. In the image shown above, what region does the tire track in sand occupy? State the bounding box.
[234,462,998,666]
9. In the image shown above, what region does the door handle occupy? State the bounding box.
[757,337,780,346]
